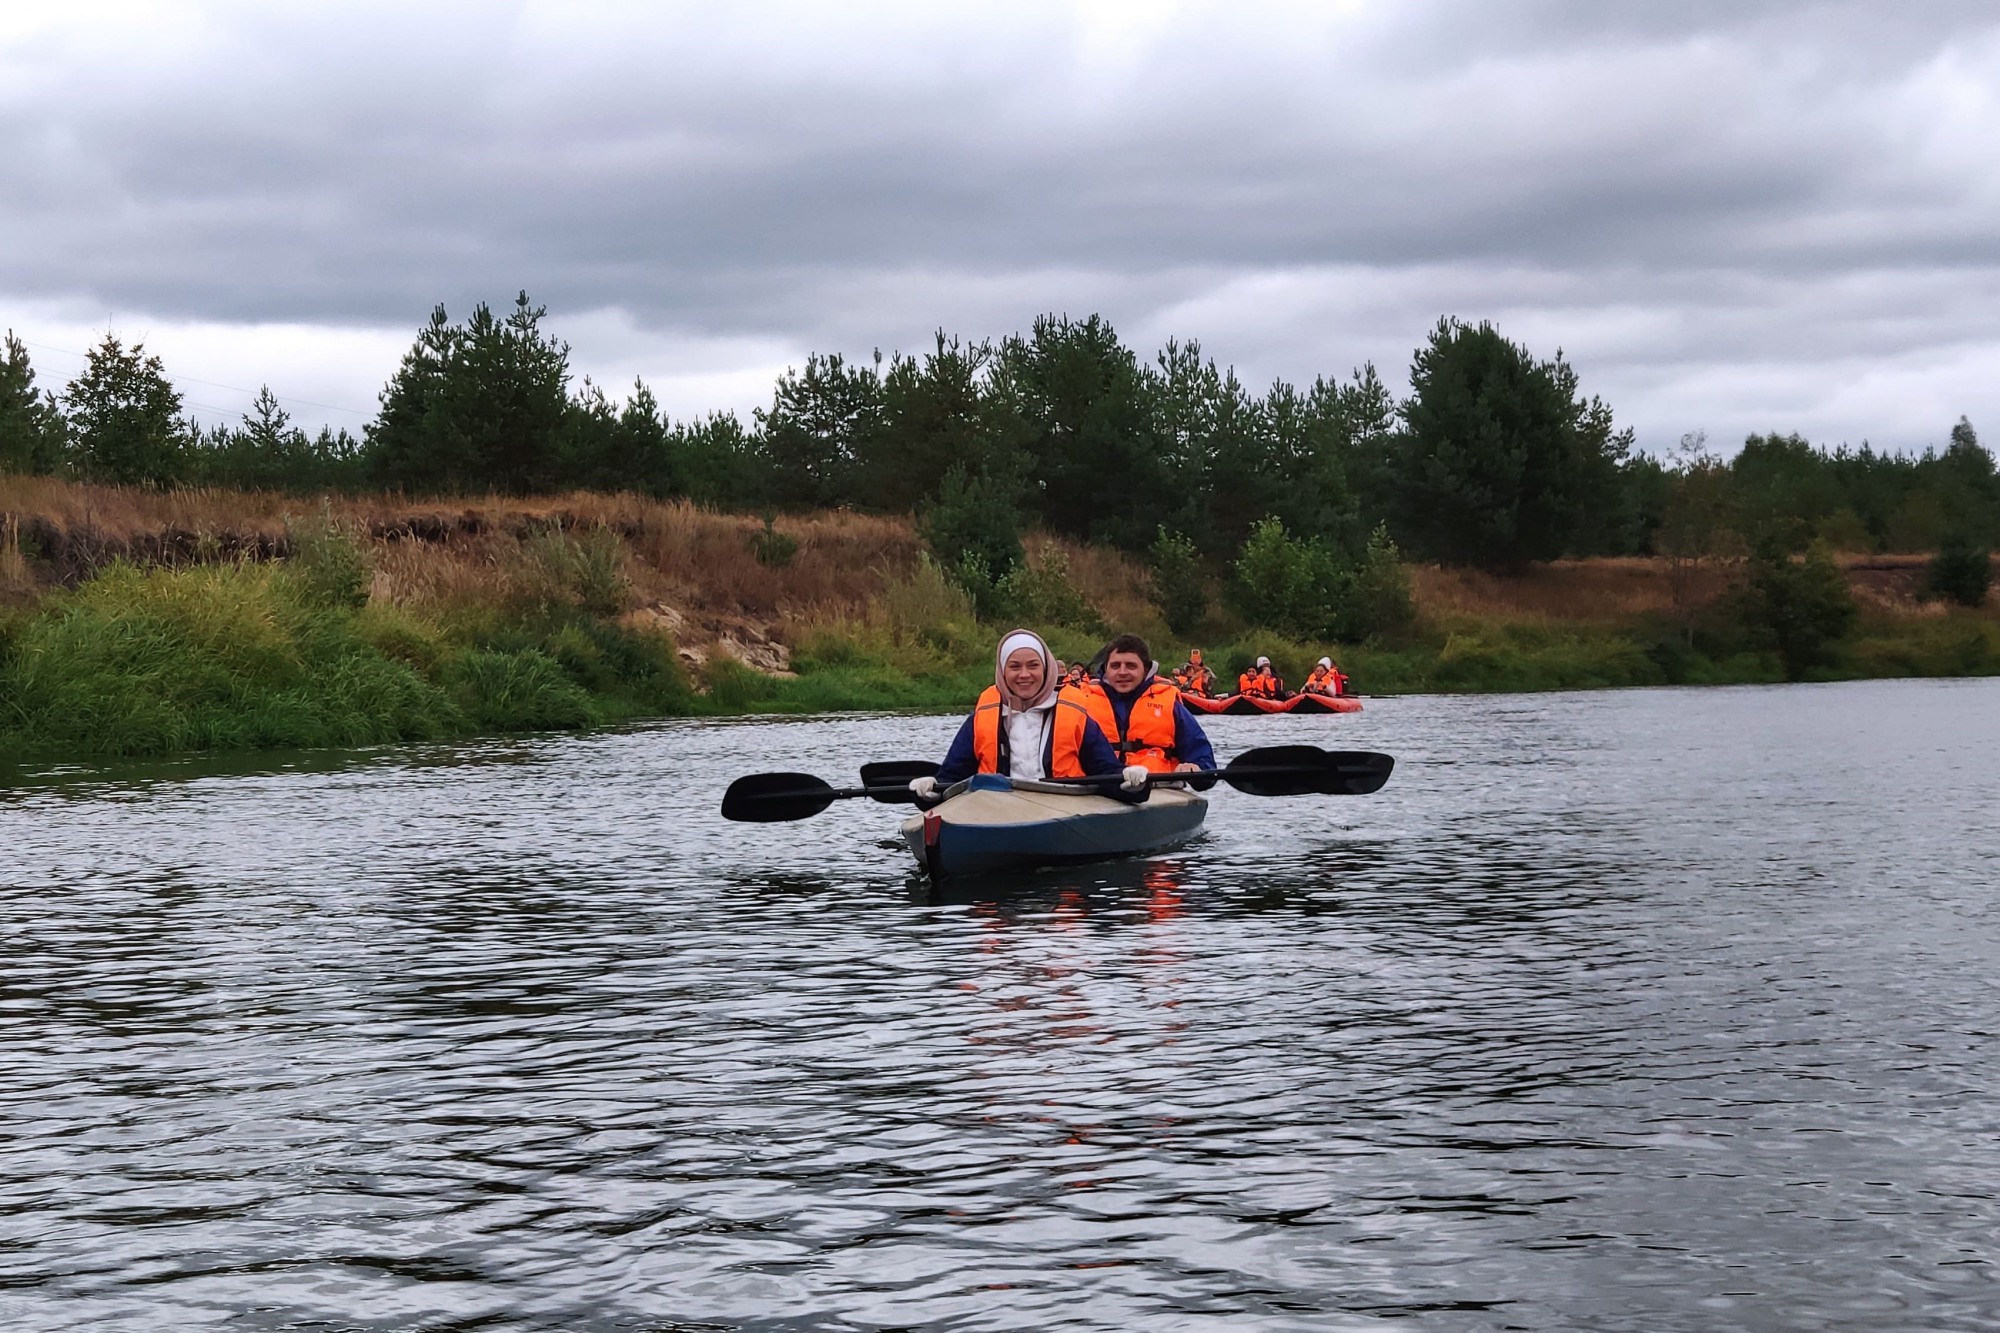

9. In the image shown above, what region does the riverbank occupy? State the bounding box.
[3,477,1996,758]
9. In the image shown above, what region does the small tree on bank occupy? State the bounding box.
[63,335,189,487]
[1,332,63,475]
[1925,533,1993,608]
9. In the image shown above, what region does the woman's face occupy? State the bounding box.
[1003,647,1046,697]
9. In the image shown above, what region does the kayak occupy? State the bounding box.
[900,772,1208,879]
[1180,691,1363,715]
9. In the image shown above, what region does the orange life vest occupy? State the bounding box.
[970,686,1090,778]
[1239,670,1281,698]
[1077,678,1181,773]
[1304,666,1340,696]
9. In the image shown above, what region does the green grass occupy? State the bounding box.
[0,560,697,760]
[5,553,1996,764]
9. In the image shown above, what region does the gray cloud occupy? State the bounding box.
[3,0,1997,450]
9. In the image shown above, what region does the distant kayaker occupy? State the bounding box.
[1238,656,1286,698]
[1302,657,1349,697]
[1071,633,1217,775]
[914,628,1137,800]
[1173,648,1217,697]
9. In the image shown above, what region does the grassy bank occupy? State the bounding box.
[2,477,1996,761]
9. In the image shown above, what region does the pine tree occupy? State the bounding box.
[63,335,188,487]
[0,332,63,474]
[366,293,572,493]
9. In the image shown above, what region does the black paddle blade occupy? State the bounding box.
[1221,746,1395,797]
[721,772,839,823]
[859,760,940,802]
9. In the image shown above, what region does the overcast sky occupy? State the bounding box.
[4,0,1997,454]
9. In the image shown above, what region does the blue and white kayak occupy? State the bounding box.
[899,772,1208,880]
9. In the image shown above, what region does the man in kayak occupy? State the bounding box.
[1072,633,1216,775]
[1172,648,1217,697]
[913,628,1138,800]
[1302,656,1349,697]
[1237,656,1286,698]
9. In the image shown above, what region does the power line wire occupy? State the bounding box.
[13,336,375,418]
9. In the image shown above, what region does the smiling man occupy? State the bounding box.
[1071,633,1216,776]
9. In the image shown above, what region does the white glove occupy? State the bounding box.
[1120,764,1149,792]
[909,776,938,798]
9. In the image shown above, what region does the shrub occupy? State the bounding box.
[991,543,1104,632]
[1232,517,1331,639]
[1733,541,1858,679]
[920,464,1022,603]
[1148,527,1207,635]
[1343,523,1415,641]
[749,514,798,568]
[1925,534,1993,608]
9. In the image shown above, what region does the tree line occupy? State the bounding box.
[4,294,1996,585]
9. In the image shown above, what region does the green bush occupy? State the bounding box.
[991,544,1104,632]
[1345,524,1416,641]
[1232,517,1333,638]
[1733,541,1858,679]
[921,464,1022,612]
[1148,527,1208,635]
[749,514,798,568]
[1925,534,1993,608]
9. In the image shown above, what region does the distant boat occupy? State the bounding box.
[1179,691,1363,716]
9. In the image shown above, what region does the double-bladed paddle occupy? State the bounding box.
[722,746,1394,823]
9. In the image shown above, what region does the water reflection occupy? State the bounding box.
[2,682,1999,1330]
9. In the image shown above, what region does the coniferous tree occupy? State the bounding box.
[755,351,881,509]
[63,335,189,486]
[367,294,572,493]
[999,314,1167,549]
[1390,319,1629,568]
[1,332,63,474]
[863,335,1026,514]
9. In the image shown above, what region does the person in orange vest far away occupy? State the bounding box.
[1173,648,1217,697]
[1237,656,1286,698]
[1062,660,1093,690]
[913,628,1132,802]
[1302,656,1348,696]
[1071,633,1216,775]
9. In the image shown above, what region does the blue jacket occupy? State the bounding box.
[1095,675,1217,770]
[936,707,1124,784]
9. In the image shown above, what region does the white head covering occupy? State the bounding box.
[1317,657,1332,669]
[1255,656,1271,668]
[995,629,1057,712]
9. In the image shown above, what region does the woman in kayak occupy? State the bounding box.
[1302,656,1349,697]
[1237,656,1287,698]
[913,629,1139,800]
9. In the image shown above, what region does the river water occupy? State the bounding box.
[3,678,1997,1331]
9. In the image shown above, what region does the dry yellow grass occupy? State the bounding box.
[4,477,1978,642]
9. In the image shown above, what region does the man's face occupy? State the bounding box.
[1103,651,1147,692]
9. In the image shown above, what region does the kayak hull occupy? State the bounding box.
[900,773,1208,880]
[1182,691,1362,715]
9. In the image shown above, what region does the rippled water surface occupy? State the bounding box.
[5,679,1999,1331]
